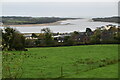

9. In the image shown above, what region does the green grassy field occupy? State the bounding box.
[3,44,119,78]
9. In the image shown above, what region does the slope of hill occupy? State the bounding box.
[92,16,120,23]
[3,44,118,78]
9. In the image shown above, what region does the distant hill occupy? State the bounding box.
[92,16,120,23]
[1,16,78,25]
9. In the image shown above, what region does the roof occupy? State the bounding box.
[23,34,32,37]
[52,34,71,38]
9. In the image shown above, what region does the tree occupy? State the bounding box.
[0,29,2,48]
[64,36,74,45]
[86,28,92,33]
[73,31,79,35]
[114,28,120,43]
[11,33,25,50]
[86,28,93,36]
[31,33,38,38]
[41,28,54,46]
[90,29,101,44]
[71,31,79,42]
[2,27,26,51]
[41,28,52,33]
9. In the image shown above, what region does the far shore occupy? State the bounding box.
[2,21,61,27]
[2,19,78,27]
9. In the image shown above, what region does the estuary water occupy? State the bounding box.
[0,19,118,33]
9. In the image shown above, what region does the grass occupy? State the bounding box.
[3,44,119,78]
[68,63,119,78]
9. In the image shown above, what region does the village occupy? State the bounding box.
[23,24,119,47]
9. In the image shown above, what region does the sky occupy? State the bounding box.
[0,0,119,18]
[1,0,119,2]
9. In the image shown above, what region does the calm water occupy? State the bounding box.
[0,19,118,33]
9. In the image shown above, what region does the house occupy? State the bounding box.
[23,34,33,39]
[23,34,38,40]
[77,32,93,43]
[52,34,71,42]
[104,24,116,30]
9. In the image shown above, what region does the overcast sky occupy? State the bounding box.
[1,0,119,2]
[1,2,118,18]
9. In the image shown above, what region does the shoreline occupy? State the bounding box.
[3,21,62,27]
[2,19,77,27]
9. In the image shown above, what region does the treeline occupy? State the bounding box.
[25,27,120,48]
[1,16,77,25]
[1,26,120,51]
[92,16,120,23]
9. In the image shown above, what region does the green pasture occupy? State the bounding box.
[2,44,119,78]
